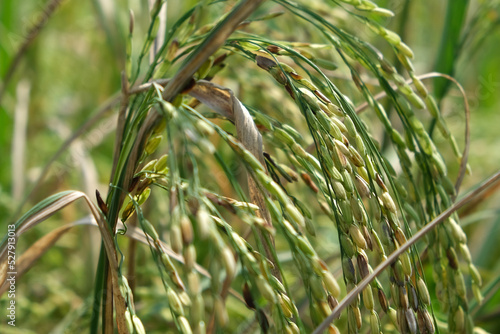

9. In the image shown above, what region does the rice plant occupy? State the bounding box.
[1,0,500,333]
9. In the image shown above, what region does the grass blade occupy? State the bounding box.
[0,190,130,333]
[433,0,469,100]
[0,219,90,295]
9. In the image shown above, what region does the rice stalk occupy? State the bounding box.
[3,0,497,333]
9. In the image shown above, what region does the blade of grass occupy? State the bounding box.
[0,190,130,333]
[126,215,137,295]
[109,72,129,184]
[148,0,167,63]
[430,0,469,137]
[434,0,469,100]
[11,80,30,202]
[475,213,500,268]
[0,218,91,295]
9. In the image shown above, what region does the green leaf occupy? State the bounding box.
[434,0,469,100]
